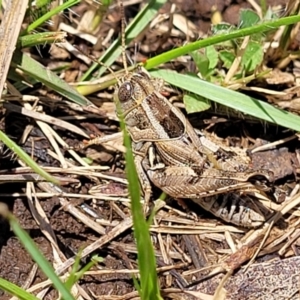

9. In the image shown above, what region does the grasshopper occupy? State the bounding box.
[113,63,273,226]
[90,0,274,227]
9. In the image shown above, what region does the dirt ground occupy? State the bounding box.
[0,0,299,299]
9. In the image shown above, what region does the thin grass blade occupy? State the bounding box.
[22,0,80,34]
[150,70,300,131]
[0,130,59,184]
[12,51,90,106]
[0,206,75,300]
[144,15,300,70]
[0,277,39,300]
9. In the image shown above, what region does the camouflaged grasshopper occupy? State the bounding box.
[113,61,274,226]
[91,0,274,227]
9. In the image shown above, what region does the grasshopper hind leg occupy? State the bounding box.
[192,193,272,227]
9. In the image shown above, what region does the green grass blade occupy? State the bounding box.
[23,0,80,34]
[0,207,75,300]
[18,32,66,48]
[150,70,300,131]
[144,15,300,70]
[80,0,167,81]
[0,130,59,184]
[123,129,162,299]
[12,51,90,106]
[0,277,39,300]
[116,100,161,298]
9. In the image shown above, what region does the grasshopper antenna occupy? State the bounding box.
[73,45,120,85]
[118,0,128,75]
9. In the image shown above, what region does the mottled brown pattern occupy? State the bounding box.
[114,66,273,226]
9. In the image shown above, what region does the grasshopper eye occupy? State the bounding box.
[118,82,132,102]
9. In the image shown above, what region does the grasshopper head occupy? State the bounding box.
[113,66,172,142]
[114,66,155,117]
